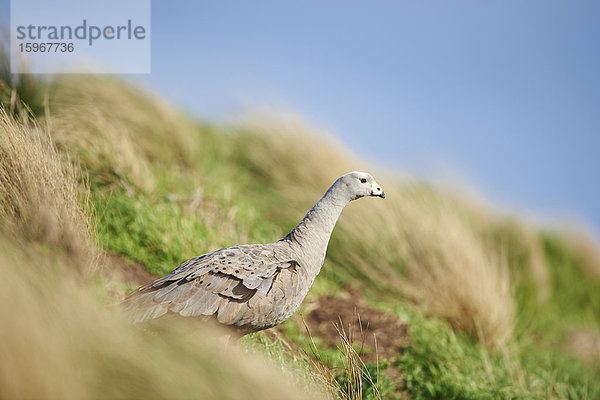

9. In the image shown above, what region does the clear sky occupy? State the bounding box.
[2,1,599,239]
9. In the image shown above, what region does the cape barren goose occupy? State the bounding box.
[123,171,385,334]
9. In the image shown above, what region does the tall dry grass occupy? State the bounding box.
[46,77,201,191]
[564,229,600,281]
[0,108,98,272]
[397,203,514,350]
[490,220,551,302]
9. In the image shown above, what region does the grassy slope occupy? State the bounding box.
[0,105,324,400]
[3,75,600,399]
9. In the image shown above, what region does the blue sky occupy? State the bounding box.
[3,1,600,238]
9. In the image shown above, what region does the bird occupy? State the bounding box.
[122,171,385,335]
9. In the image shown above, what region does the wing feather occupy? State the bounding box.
[123,243,299,328]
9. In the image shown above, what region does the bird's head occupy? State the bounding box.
[338,171,385,201]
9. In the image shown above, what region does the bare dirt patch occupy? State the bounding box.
[104,253,159,287]
[566,329,600,363]
[101,253,159,302]
[304,288,410,364]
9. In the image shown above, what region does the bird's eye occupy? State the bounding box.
[360,178,367,183]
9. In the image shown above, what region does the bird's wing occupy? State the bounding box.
[123,244,297,326]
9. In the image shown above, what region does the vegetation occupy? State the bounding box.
[1,72,599,399]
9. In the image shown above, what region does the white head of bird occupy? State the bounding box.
[330,171,386,202]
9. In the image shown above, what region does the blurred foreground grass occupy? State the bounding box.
[1,73,600,399]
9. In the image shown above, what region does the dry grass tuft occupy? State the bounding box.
[303,313,388,400]
[236,112,358,205]
[46,77,201,191]
[0,108,98,272]
[564,230,600,281]
[398,205,514,350]
[303,321,344,400]
[334,315,384,400]
[515,224,550,300]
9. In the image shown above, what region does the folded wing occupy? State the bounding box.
[122,244,296,328]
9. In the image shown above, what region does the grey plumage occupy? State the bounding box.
[122,171,385,334]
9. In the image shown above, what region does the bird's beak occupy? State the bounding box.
[370,181,385,198]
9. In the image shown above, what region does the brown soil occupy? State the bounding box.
[104,253,159,287]
[304,288,410,364]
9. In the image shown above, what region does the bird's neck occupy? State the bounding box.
[284,181,349,271]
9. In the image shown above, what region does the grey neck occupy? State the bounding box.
[283,179,350,269]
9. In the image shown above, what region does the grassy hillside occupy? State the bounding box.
[1,73,600,399]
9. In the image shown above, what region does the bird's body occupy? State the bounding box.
[122,171,385,334]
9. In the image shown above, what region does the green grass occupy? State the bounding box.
[93,187,211,275]
[396,306,600,400]
[541,234,600,329]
